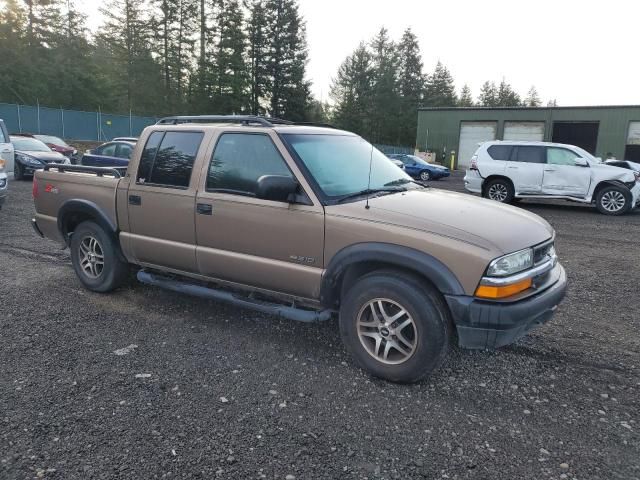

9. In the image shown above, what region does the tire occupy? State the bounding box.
[595,185,631,216]
[419,170,431,182]
[70,220,129,292]
[483,178,514,204]
[339,270,452,383]
[14,162,24,181]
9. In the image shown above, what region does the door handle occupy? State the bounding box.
[1,149,11,153]
[196,203,213,215]
[507,166,518,169]
[544,168,556,172]
[129,195,141,206]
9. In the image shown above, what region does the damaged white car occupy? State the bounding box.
[464,141,640,215]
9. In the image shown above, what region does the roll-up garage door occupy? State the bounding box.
[458,122,497,168]
[624,122,640,162]
[503,121,545,142]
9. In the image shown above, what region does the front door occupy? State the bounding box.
[507,145,545,194]
[126,130,207,272]
[194,131,325,300]
[542,146,591,197]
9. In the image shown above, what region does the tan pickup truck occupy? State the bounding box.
[32,116,567,383]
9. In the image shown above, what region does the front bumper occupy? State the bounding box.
[445,263,567,349]
[0,174,7,207]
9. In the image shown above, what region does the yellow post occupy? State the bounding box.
[450,150,456,170]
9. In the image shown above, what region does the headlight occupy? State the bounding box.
[17,154,42,166]
[486,248,533,277]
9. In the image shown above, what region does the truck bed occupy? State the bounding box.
[33,165,123,245]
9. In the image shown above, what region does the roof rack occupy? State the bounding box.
[156,115,293,127]
[155,115,338,130]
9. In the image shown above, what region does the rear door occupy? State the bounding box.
[507,145,545,194]
[0,120,14,173]
[542,146,591,197]
[194,131,325,300]
[126,130,206,272]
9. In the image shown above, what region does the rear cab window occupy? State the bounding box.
[137,130,204,188]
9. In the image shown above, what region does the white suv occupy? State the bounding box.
[0,119,12,210]
[464,141,640,215]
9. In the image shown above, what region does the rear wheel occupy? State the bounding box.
[70,221,128,292]
[339,271,452,383]
[14,162,24,181]
[595,185,631,215]
[483,178,514,203]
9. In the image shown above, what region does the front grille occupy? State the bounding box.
[533,241,554,265]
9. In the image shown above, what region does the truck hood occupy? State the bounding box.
[590,162,637,181]
[328,188,554,254]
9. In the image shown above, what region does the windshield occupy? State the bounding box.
[407,155,428,165]
[283,134,412,198]
[11,137,51,152]
[35,135,68,146]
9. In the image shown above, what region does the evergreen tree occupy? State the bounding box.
[424,61,457,107]
[330,43,374,137]
[96,0,164,114]
[369,27,400,144]
[397,28,425,146]
[262,0,312,120]
[246,0,268,115]
[525,86,541,107]
[212,0,249,113]
[0,0,30,104]
[478,81,498,106]
[496,78,521,106]
[458,84,474,107]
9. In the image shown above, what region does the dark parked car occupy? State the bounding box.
[12,133,78,163]
[387,154,450,181]
[11,135,68,180]
[81,141,135,170]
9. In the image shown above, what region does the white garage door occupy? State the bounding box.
[627,122,640,145]
[503,121,545,142]
[458,122,497,168]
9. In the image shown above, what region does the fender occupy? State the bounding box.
[591,179,634,201]
[320,242,465,308]
[57,199,118,246]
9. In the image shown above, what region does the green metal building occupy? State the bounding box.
[416,105,640,169]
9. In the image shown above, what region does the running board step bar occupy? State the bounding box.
[137,270,332,323]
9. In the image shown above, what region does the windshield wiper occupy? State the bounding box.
[384,178,427,188]
[335,187,406,204]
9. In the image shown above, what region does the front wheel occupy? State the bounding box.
[14,162,24,181]
[339,271,452,383]
[420,170,431,182]
[70,221,129,292]
[595,185,631,215]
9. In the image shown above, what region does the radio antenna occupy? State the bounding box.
[365,143,374,210]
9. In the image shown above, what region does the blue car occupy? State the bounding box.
[81,140,135,170]
[388,154,450,181]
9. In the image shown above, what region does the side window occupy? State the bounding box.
[116,143,133,159]
[547,147,580,166]
[487,145,512,161]
[149,132,203,187]
[207,133,292,196]
[137,131,164,181]
[514,146,545,163]
[99,143,117,157]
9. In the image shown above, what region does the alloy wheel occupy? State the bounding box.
[78,235,104,279]
[420,171,431,181]
[357,298,417,365]
[600,190,626,212]
[488,183,508,202]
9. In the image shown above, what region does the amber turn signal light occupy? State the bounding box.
[475,278,532,299]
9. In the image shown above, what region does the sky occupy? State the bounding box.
[80,0,640,106]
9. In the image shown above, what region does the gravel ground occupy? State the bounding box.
[1,173,638,480]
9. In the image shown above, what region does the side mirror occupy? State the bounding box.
[256,175,299,202]
[574,158,589,167]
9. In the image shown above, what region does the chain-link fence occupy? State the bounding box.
[0,102,158,141]
[373,144,414,155]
